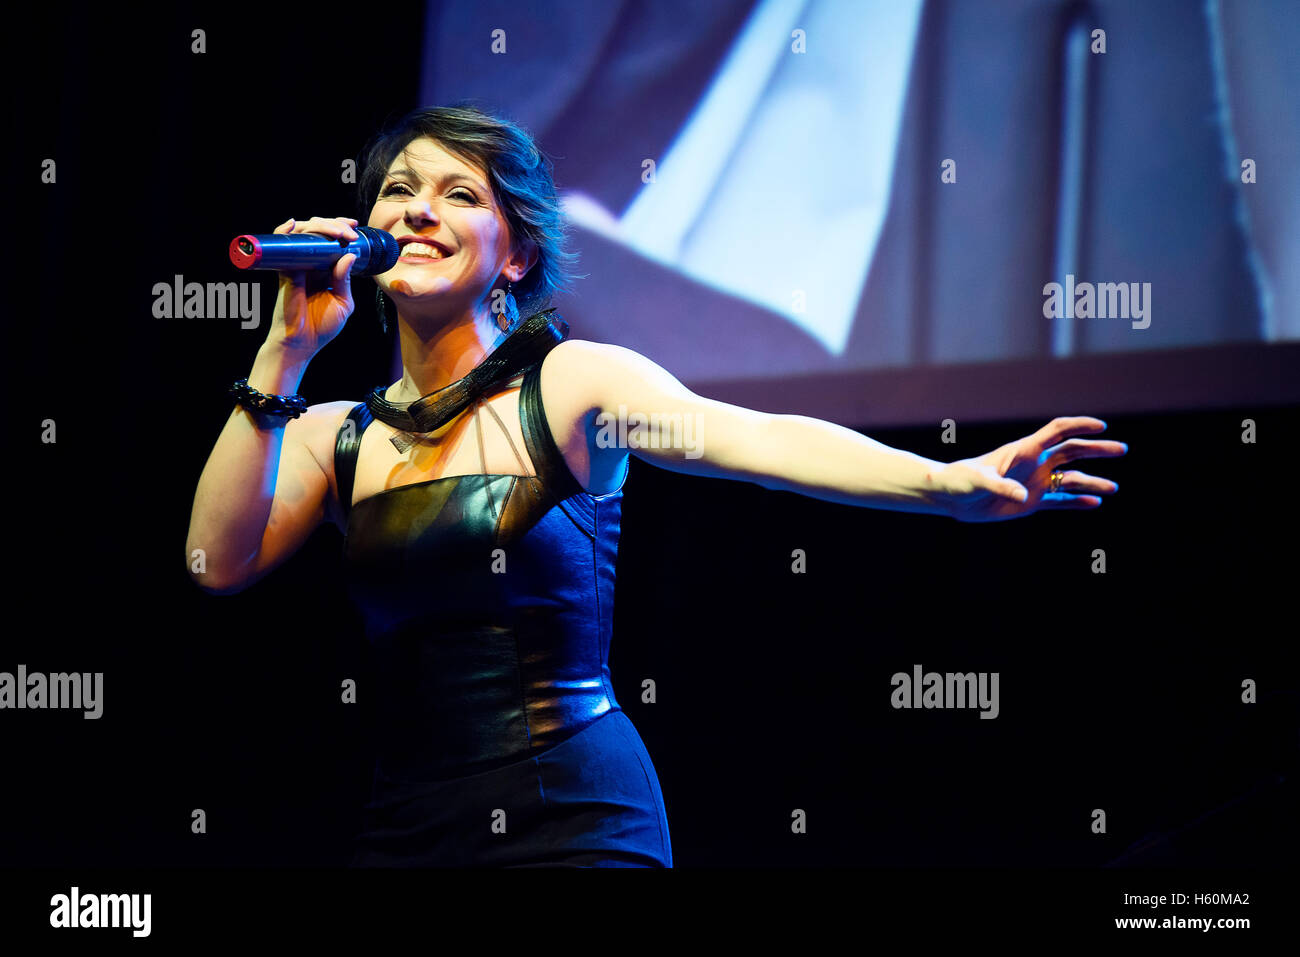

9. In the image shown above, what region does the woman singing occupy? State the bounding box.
[185,105,1126,867]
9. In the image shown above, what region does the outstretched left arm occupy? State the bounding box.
[556,340,1125,521]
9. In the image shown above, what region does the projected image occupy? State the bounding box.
[420,0,1297,401]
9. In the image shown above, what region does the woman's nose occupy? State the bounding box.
[404,199,438,226]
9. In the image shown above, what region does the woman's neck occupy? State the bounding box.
[388,304,508,402]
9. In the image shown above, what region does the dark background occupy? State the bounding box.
[10,2,1297,869]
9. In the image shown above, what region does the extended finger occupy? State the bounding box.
[1038,492,1103,509]
[1033,416,1109,451]
[1044,438,1129,468]
[1053,470,1119,494]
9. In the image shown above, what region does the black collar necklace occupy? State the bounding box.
[364,308,569,451]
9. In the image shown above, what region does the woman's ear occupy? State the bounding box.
[509,237,540,282]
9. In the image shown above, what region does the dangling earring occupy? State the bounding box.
[495,279,520,333]
[375,287,393,334]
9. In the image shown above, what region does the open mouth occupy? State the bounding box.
[398,242,450,262]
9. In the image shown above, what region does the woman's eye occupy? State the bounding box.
[381,183,477,203]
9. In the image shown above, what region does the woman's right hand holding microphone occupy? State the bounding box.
[266,215,364,360]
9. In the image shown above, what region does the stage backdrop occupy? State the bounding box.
[408,0,1299,425]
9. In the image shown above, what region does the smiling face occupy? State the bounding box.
[369,136,528,318]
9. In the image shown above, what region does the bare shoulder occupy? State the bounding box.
[538,339,604,418]
[287,399,364,483]
[539,338,688,412]
[544,337,639,368]
[536,339,631,489]
[538,338,645,417]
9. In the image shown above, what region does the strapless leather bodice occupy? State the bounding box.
[335,359,626,784]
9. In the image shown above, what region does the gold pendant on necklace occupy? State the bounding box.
[390,431,418,454]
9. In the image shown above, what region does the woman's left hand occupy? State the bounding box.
[931,416,1127,522]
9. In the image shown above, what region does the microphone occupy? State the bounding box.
[228,226,400,277]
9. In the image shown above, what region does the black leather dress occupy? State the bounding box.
[335,358,671,867]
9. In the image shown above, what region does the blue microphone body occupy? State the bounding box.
[229,226,400,277]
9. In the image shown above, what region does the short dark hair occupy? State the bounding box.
[357,103,582,314]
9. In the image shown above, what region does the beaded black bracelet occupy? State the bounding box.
[229,378,308,419]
